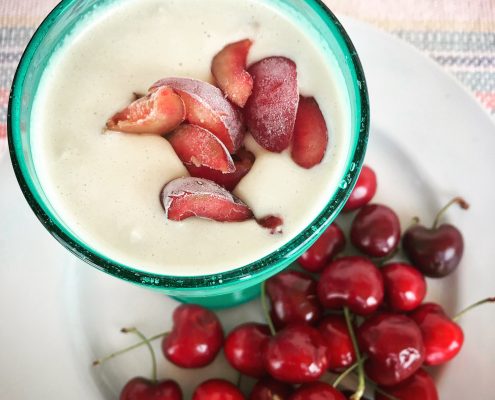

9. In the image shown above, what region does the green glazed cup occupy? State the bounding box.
[8,0,369,308]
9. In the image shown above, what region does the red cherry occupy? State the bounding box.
[409,303,464,366]
[289,382,346,400]
[317,256,384,316]
[374,369,439,400]
[249,378,293,400]
[298,223,346,273]
[266,270,322,328]
[162,304,224,368]
[402,197,469,278]
[264,324,328,383]
[343,165,377,212]
[120,377,182,400]
[381,262,426,311]
[318,315,356,372]
[192,379,245,400]
[358,313,425,386]
[350,204,401,258]
[224,323,271,377]
[403,224,463,277]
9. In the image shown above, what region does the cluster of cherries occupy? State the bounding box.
[94,165,493,400]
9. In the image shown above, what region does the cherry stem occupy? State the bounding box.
[343,307,365,400]
[261,280,276,336]
[453,297,495,322]
[432,196,469,229]
[332,357,367,388]
[92,330,169,367]
[123,327,158,383]
[236,372,243,389]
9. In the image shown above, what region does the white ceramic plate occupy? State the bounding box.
[1,16,494,399]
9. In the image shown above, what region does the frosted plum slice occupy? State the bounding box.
[168,124,235,173]
[185,148,255,191]
[150,78,244,152]
[211,39,254,108]
[244,57,299,152]
[106,86,185,135]
[291,96,328,168]
[161,177,253,222]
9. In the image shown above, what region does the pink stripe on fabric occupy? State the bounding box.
[0,125,6,156]
[477,92,495,109]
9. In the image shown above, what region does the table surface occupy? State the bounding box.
[1,0,494,157]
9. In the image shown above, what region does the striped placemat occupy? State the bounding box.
[1,0,494,158]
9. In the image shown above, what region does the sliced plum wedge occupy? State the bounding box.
[291,96,328,168]
[161,177,253,222]
[150,77,244,152]
[106,86,185,135]
[186,147,255,191]
[168,124,235,173]
[212,39,254,108]
[244,56,299,152]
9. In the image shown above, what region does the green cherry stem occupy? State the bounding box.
[261,280,276,336]
[122,327,158,383]
[92,330,169,367]
[332,359,360,388]
[343,307,365,400]
[432,196,469,229]
[453,297,495,322]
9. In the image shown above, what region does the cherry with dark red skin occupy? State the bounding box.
[162,304,224,368]
[249,378,293,400]
[318,315,356,372]
[289,382,346,400]
[409,303,464,366]
[266,270,322,328]
[375,369,439,400]
[382,262,426,312]
[120,377,182,400]
[350,204,401,258]
[358,313,425,386]
[403,225,463,278]
[224,322,271,377]
[264,324,328,384]
[402,197,468,278]
[192,379,245,400]
[317,256,384,316]
[343,165,377,212]
[298,223,346,273]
